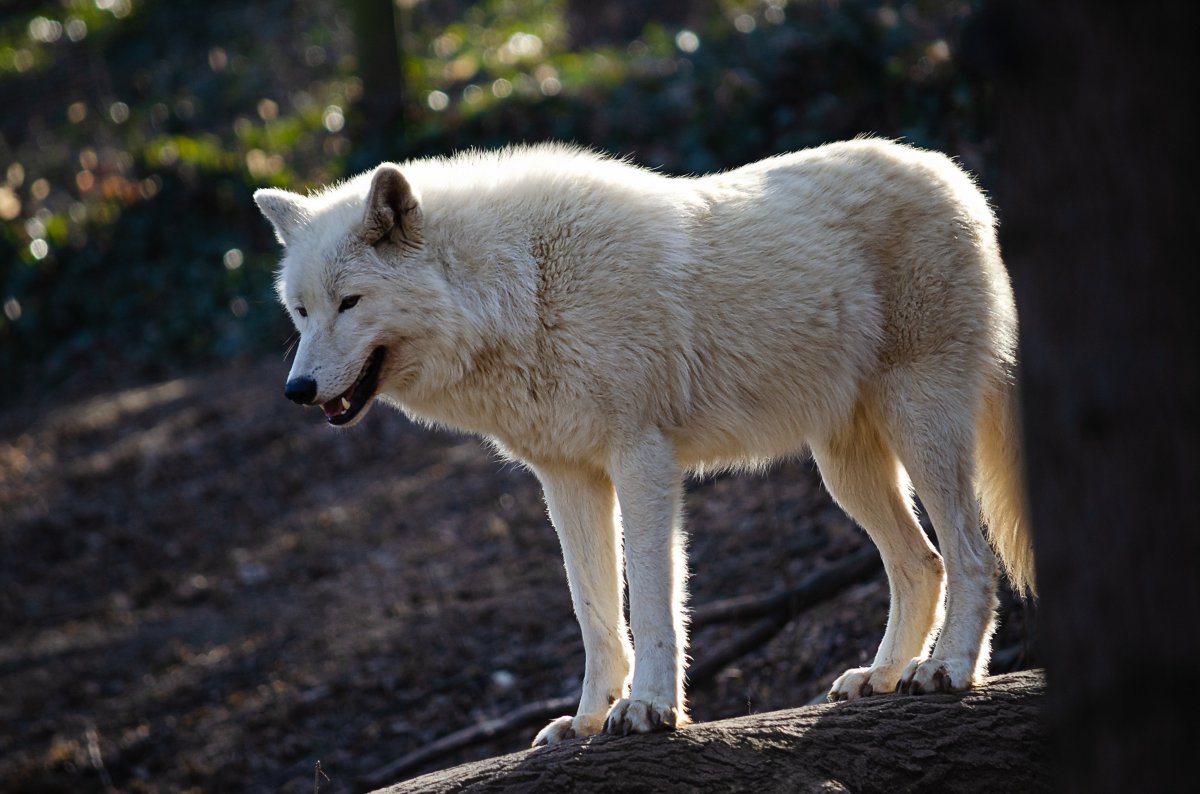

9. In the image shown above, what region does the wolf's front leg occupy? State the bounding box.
[604,431,690,736]
[531,464,633,747]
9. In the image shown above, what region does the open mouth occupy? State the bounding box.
[321,347,385,426]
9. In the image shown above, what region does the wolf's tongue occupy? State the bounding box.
[322,396,345,418]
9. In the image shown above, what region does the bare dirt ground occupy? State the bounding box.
[0,360,1034,793]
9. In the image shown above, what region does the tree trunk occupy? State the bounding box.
[369,670,1048,793]
[986,2,1200,791]
[348,0,406,140]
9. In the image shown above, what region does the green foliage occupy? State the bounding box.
[396,0,986,171]
[0,171,283,392]
[1,0,355,394]
[0,0,986,399]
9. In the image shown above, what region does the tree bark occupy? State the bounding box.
[370,670,1047,793]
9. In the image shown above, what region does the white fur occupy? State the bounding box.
[254,139,1033,744]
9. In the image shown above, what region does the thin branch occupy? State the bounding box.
[684,614,792,687]
[686,545,882,687]
[358,695,577,790]
[690,544,882,629]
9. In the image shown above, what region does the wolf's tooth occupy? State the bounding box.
[341,397,351,411]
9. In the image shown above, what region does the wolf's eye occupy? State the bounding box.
[338,295,361,313]
[296,306,308,318]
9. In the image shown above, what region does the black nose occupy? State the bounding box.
[284,376,317,405]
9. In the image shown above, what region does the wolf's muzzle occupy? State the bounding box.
[283,376,318,405]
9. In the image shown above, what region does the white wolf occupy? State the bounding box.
[254,139,1032,746]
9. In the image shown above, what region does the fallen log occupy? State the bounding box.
[370,669,1047,793]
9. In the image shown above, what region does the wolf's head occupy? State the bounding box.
[254,165,456,427]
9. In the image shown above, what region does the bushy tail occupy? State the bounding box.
[976,376,1036,597]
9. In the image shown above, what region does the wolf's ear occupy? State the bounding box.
[254,189,311,247]
[362,164,422,248]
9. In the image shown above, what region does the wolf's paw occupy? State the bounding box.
[827,663,905,701]
[531,716,575,747]
[897,656,976,695]
[531,712,607,747]
[603,697,685,737]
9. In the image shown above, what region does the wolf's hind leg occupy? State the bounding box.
[812,405,946,701]
[881,370,998,694]
[531,464,633,746]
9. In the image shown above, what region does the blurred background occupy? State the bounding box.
[0,2,1035,793]
[0,0,994,396]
